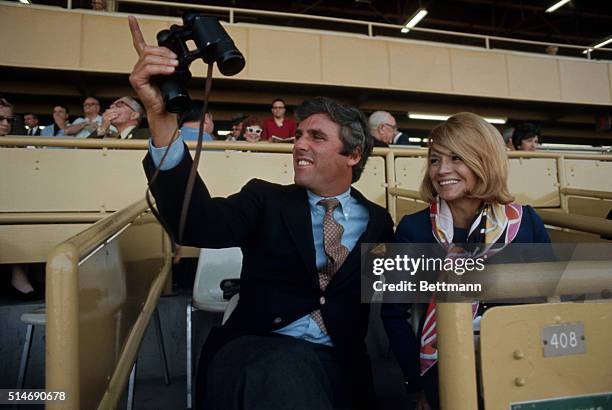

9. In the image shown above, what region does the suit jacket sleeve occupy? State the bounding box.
[143,146,263,248]
[381,214,424,392]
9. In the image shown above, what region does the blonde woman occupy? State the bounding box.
[381,113,550,409]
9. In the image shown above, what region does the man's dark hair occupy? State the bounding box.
[55,104,69,114]
[271,98,286,107]
[512,123,540,149]
[24,112,38,119]
[181,101,208,124]
[230,112,248,126]
[295,97,373,183]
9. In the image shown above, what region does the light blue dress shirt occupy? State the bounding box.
[179,126,214,142]
[148,141,370,346]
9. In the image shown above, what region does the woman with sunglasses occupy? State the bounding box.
[240,116,264,143]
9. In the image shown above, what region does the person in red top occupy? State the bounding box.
[261,98,297,142]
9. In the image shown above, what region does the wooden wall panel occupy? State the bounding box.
[507,55,561,101]
[559,60,612,104]
[321,35,389,88]
[450,49,509,97]
[0,6,82,69]
[564,159,612,191]
[81,14,170,73]
[389,42,452,92]
[247,28,321,83]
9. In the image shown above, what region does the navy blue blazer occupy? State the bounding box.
[381,205,550,394]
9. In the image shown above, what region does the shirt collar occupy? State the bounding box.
[120,125,137,139]
[307,188,353,220]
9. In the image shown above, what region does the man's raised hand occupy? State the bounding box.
[127,16,179,146]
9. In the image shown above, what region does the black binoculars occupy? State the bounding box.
[156,12,246,113]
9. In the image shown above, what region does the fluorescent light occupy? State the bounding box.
[593,37,612,49]
[402,8,427,32]
[18,0,31,4]
[408,137,422,143]
[582,48,593,55]
[545,0,571,13]
[217,130,231,136]
[409,113,450,121]
[408,112,506,124]
[483,117,507,124]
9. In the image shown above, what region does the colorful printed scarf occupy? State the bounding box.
[419,197,523,376]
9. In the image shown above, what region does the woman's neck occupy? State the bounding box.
[447,197,483,229]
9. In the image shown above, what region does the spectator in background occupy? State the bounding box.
[227,112,247,141]
[0,98,40,299]
[40,105,69,137]
[261,98,297,142]
[512,123,540,151]
[241,116,264,143]
[94,96,148,139]
[91,0,106,10]
[24,113,42,136]
[64,97,104,138]
[180,101,214,142]
[368,111,409,147]
[0,97,15,137]
[501,127,515,150]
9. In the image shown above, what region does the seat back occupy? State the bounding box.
[193,248,243,312]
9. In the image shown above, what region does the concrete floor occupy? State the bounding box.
[1,295,412,409]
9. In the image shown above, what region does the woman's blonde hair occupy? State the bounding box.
[420,112,514,204]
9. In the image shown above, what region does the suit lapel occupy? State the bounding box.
[281,186,318,279]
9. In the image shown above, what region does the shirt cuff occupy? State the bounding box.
[148,135,185,171]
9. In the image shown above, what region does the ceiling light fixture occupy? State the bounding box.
[408,112,506,124]
[545,0,571,13]
[18,0,31,4]
[582,36,612,55]
[401,8,428,33]
[592,37,612,49]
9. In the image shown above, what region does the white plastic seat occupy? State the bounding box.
[186,247,243,409]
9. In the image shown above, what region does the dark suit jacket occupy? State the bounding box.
[88,126,150,139]
[143,147,394,409]
[393,132,410,146]
[381,205,551,398]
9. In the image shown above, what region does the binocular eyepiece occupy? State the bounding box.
[156,12,246,113]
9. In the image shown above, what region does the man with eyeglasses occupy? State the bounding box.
[368,111,409,147]
[94,96,148,139]
[262,98,297,142]
[0,98,15,137]
[65,97,104,138]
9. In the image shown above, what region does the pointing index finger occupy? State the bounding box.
[128,15,147,56]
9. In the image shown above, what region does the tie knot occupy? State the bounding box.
[318,198,340,213]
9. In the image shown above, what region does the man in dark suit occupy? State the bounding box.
[24,113,42,136]
[128,16,394,410]
[368,110,411,146]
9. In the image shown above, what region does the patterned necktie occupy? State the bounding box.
[311,198,349,334]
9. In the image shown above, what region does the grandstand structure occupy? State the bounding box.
[1,1,611,409]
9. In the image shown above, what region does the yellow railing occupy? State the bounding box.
[45,198,171,410]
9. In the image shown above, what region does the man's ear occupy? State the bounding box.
[346,147,362,167]
[130,111,140,122]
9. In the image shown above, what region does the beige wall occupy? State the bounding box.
[2,3,612,106]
